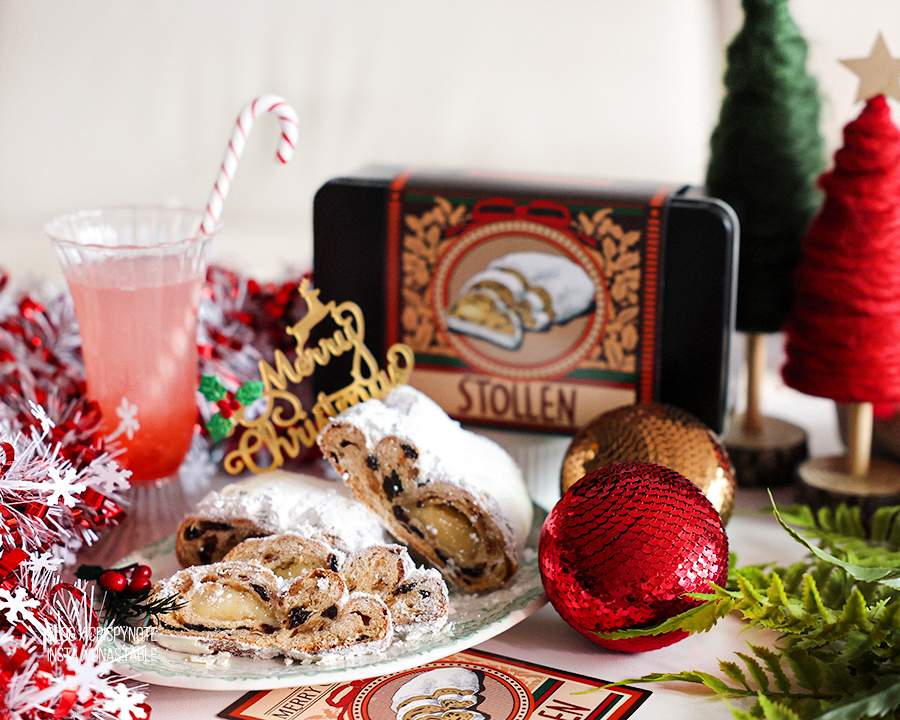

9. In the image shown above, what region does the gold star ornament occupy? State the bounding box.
[840,33,900,103]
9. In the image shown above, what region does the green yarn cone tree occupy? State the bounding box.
[707,0,825,336]
[707,0,824,485]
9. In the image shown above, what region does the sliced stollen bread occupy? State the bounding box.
[176,471,389,567]
[224,533,345,579]
[317,385,533,592]
[342,544,449,633]
[150,561,392,660]
[223,534,449,634]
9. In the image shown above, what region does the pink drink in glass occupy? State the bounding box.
[48,207,211,485]
[68,267,201,482]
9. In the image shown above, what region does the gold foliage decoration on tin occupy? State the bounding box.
[401,196,470,351]
[202,279,415,474]
[575,208,642,373]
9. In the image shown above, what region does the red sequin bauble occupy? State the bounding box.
[539,462,729,652]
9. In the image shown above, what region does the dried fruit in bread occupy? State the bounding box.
[224,534,449,633]
[150,561,392,660]
[342,544,449,633]
[176,471,388,567]
[318,385,533,592]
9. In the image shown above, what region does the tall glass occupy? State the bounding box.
[47,207,212,487]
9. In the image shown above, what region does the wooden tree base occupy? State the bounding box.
[723,414,809,488]
[796,455,900,526]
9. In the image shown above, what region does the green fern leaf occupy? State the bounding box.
[772,501,900,588]
[783,646,823,694]
[817,566,850,608]
[757,692,803,720]
[726,705,757,720]
[801,573,831,622]
[817,505,836,533]
[782,562,809,595]
[735,573,768,617]
[869,507,894,543]
[767,571,792,614]
[813,676,900,720]
[868,505,900,548]
[838,589,871,634]
[720,660,752,691]
[735,651,769,692]
[834,504,865,539]
[886,511,900,549]
[779,504,817,529]
[750,644,792,694]
[594,593,733,641]
[609,671,740,696]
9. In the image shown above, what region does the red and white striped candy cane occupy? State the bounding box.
[200,94,300,235]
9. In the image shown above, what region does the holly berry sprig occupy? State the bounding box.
[100,564,151,594]
[198,375,264,443]
[76,562,184,627]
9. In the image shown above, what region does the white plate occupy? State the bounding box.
[106,506,548,690]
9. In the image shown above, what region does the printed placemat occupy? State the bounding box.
[217,648,650,720]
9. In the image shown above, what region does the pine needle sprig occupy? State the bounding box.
[76,563,185,628]
[602,496,900,719]
[97,586,186,629]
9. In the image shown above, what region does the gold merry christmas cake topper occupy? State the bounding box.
[200,279,415,474]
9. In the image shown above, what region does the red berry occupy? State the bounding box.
[132,564,152,580]
[216,399,233,419]
[99,571,127,593]
[128,575,151,594]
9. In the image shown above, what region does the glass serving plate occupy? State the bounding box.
[105,506,548,690]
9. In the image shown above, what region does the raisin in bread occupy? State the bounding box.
[317,385,533,592]
[343,545,449,633]
[150,561,392,660]
[224,533,344,579]
[223,534,449,633]
[176,471,388,567]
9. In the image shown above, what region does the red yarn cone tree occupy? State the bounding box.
[783,93,900,477]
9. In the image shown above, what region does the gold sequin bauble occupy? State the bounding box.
[560,402,736,523]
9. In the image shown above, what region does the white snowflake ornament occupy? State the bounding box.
[28,400,55,434]
[0,585,40,624]
[100,682,148,719]
[87,459,132,494]
[25,550,65,576]
[59,649,116,703]
[44,465,87,507]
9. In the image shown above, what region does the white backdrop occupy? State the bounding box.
[0,0,898,285]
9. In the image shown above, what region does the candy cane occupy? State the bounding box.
[200,94,300,235]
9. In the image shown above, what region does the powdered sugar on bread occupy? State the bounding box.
[176,471,389,566]
[193,471,389,550]
[331,386,532,549]
[318,385,533,592]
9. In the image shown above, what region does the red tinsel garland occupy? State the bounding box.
[0,262,311,719]
[197,264,317,468]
